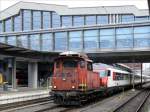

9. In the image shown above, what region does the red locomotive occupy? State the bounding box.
[51,51,100,105]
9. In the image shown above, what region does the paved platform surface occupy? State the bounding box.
[0,87,50,105]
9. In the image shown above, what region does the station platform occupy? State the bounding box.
[0,87,50,105]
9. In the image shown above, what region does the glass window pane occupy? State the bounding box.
[30,34,40,51]
[0,36,5,43]
[116,28,133,48]
[18,35,28,48]
[43,11,51,29]
[100,29,115,49]
[7,36,16,46]
[23,10,31,31]
[33,11,41,30]
[84,30,98,49]
[73,16,84,26]
[97,15,109,24]
[135,16,149,21]
[62,16,72,27]
[5,18,12,32]
[55,32,67,50]
[14,15,21,32]
[85,16,96,25]
[42,33,52,51]
[121,15,134,23]
[69,31,82,50]
[52,12,60,28]
[0,22,2,33]
[134,26,150,48]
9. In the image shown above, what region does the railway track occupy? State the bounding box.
[0,97,53,112]
[113,87,150,112]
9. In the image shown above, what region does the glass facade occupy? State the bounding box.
[23,10,31,31]
[54,32,67,50]
[41,33,52,51]
[0,25,149,51]
[0,9,149,33]
[0,7,149,52]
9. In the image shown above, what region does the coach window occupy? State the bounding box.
[107,70,111,76]
[87,62,93,71]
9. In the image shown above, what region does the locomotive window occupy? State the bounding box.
[63,60,77,68]
[80,61,85,68]
[87,62,93,71]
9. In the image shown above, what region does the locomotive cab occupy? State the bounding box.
[51,51,100,105]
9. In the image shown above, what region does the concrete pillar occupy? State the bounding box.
[5,57,17,90]
[28,62,38,88]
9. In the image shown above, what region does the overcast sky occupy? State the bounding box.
[0,0,148,11]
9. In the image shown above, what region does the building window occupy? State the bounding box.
[23,10,31,31]
[69,31,82,50]
[14,15,21,32]
[30,34,40,51]
[73,16,84,26]
[121,14,134,23]
[55,32,67,51]
[17,35,28,48]
[84,30,98,49]
[7,36,16,46]
[100,29,115,49]
[116,27,133,48]
[135,16,149,22]
[5,18,12,32]
[0,36,5,43]
[41,33,52,51]
[85,16,96,25]
[97,15,109,24]
[43,11,51,29]
[33,11,41,30]
[62,16,72,27]
[134,26,150,48]
[52,12,60,28]
[0,22,2,33]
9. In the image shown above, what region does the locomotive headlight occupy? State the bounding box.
[72,86,75,89]
[53,86,57,88]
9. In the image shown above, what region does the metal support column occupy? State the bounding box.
[132,60,135,91]
[141,63,143,88]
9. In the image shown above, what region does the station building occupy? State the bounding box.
[0,2,149,89]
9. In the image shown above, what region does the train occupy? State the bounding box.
[50,51,149,105]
